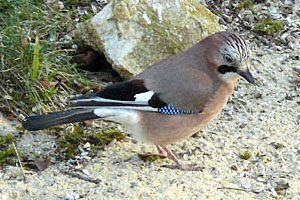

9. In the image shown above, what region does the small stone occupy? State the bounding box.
[257,177,266,182]
[107,187,115,193]
[75,156,82,160]
[130,182,138,188]
[223,14,232,23]
[261,38,269,45]
[241,183,252,189]
[253,187,264,193]
[64,126,73,133]
[91,4,98,14]
[230,165,238,171]
[227,16,233,23]
[183,154,189,160]
[275,46,282,51]
[81,152,88,156]
[82,169,90,176]
[255,93,263,99]
[64,191,80,200]
[83,142,91,149]
[288,42,294,49]
[270,187,277,196]
[74,165,82,170]
[83,156,91,160]
[259,116,264,121]
[244,14,255,23]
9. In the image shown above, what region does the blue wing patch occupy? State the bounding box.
[158,105,200,115]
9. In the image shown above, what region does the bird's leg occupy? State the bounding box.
[161,146,203,171]
[138,145,168,159]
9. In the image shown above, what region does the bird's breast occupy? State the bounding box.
[199,83,234,125]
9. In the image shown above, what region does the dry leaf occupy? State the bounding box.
[34,158,50,171]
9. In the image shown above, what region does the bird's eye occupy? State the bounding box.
[224,55,233,63]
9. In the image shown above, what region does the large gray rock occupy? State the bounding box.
[75,0,223,78]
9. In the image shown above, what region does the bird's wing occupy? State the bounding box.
[133,49,217,112]
[71,65,216,113]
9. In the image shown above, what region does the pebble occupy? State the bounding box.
[64,192,80,200]
[81,152,88,156]
[256,177,266,182]
[83,142,91,149]
[241,183,252,189]
[82,169,91,176]
[270,188,277,196]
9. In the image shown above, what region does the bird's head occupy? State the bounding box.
[206,31,255,85]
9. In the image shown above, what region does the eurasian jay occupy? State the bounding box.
[23,31,255,171]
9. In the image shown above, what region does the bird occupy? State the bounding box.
[22,31,255,171]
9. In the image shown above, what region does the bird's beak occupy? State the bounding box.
[238,68,255,84]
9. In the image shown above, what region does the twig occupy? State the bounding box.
[60,169,101,184]
[12,142,26,182]
[217,187,258,194]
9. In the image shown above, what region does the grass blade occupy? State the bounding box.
[32,35,40,80]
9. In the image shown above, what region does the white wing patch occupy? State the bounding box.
[134,91,154,102]
[70,97,147,105]
[70,105,157,112]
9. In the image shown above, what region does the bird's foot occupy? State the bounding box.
[157,145,203,171]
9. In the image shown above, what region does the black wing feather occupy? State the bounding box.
[98,80,148,101]
[70,79,168,109]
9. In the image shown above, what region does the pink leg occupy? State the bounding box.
[160,146,203,171]
[138,145,168,159]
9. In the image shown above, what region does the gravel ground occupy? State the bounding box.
[1,0,300,199]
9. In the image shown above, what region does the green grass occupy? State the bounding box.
[0,0,125,162]
[0,0,98,117]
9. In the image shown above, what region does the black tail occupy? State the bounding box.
[22,109,99,131]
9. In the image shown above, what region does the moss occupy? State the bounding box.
[89,127,125,146]
[253,20,284,35]
[272,142,285,149]
[237,0,254,11]
[64,0,92,8]
[65,124,84,142]
[57,124,84,159]
[0,134,22,165]
[138,155,162,162]
[239,151,252,160]
[57,125,125,159]
[64,143,77,159]
[79,12,93,22]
